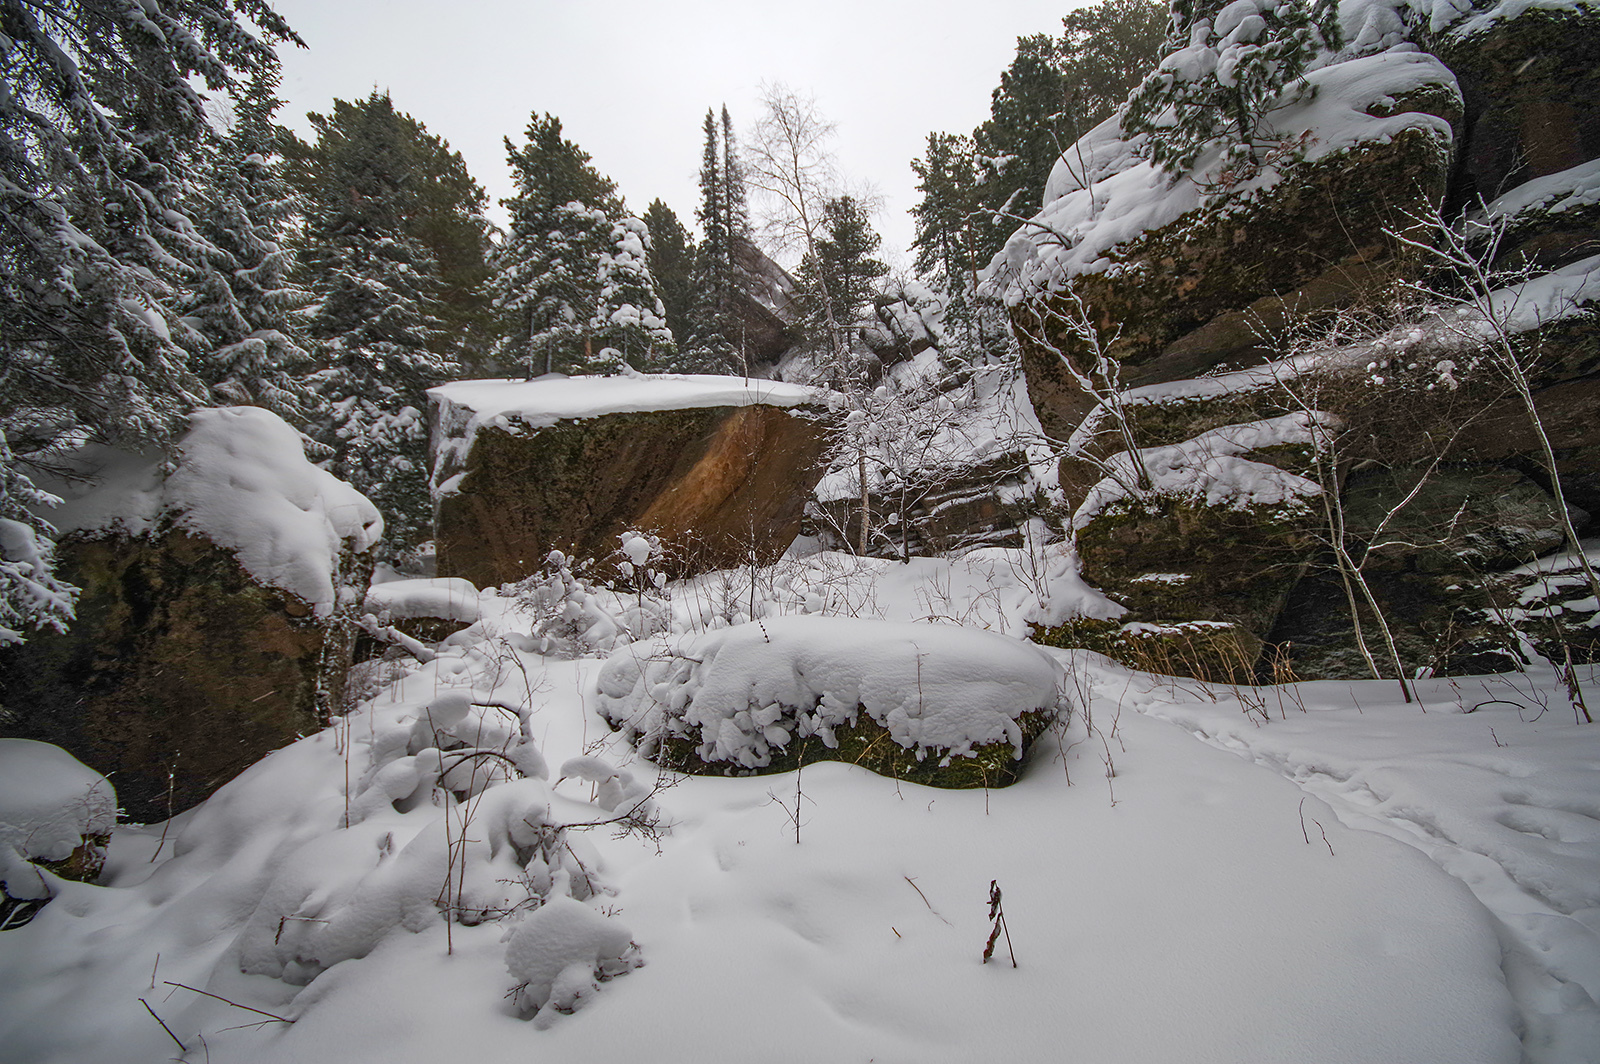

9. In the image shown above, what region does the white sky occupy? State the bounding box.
[268,0,1087,270]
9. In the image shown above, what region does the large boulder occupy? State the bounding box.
[430,375,832,587]
[597,616,1064,788]
[1000,49,1460,445]
[0,409,380,821]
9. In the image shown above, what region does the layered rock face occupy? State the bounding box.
[1005,4,1600,680]
[430,376,832,587]
[0,410,380,820]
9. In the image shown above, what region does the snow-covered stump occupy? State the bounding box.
[0,409,381,821]
[429,375,832,587]
[0,739,117,928]
[597,616,1065,788]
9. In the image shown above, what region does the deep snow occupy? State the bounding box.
[2,547,1594,1063]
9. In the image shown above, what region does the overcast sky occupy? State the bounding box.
[268,0,1086,269]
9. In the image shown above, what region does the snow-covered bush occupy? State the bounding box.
[505,896,643,1024]
[597,615,1065,785]
[510,535,670,657]
[0,740,116,919]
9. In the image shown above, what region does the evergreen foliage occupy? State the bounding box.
[641,199,697,348]
[910,0,1165,362]
[292,92,459,551]
[592,215,675,370]
[0,0,300,641]
[494,112,672,376]
[1122,0,1341,176]
[680,105,762,373]
[796,195,887,370]
[186,66,316,419]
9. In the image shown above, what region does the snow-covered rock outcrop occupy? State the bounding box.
[0,408,380,820]
[429,374,832,586]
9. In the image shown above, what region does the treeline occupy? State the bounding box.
[0,0,1166,643]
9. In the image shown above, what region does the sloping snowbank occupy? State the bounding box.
[38,408,382,617]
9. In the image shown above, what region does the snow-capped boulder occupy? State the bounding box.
[0,739,116,924]
[358,576,482,658]
[429,375,832,586]
[0,408,380,821]
[597,616,1065,788]
[1002,48,1460,443]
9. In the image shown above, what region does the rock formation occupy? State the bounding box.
[430,375,832,587]
[1004,1,1600,680]
[0,409,380,820]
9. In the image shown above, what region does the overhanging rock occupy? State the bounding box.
[430,374,833,586]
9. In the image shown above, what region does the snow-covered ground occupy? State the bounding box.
[2,547,1596,1063]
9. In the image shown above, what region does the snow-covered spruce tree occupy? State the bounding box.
[1122,0,1341,177]
[0,0,300,641]
[641,198,698,354]
[185,64,317,420]
[681,106,758,374]
[593,216,675,370]
[493,113,624,375]
[795,195,888,376]
[294,93,457,551]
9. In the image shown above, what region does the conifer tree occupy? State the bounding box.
[186,65,316,420]
[1123,0,1340,176]
[796,195,888,383]
[293,93,457,550]
[0,0,299,641]
[493,112,625,375]
[593,216,676,370]
[641,199,697,349]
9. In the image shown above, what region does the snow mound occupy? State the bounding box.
[0,739,115,903]
[505,895,641,1023]
[598,615,1064,770]
[362,577,481,625]
[40,408,382,618]
[0,739,115,865]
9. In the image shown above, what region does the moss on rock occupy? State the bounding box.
[0,529,365,821]
[656,705,1057,790]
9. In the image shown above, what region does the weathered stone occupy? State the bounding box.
[0,530,366,821]
[435,402,831,587]
[1015,122,1455,443]
[1429,6,1600,214]
[1067,494,1320,679]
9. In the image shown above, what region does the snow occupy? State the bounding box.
[0,740,115,871]
[1475,158,1600,226]
[3,540,1595,1062]
[995,47,1456,303]
[35,408,383,618]
[429,373,828,498]
[597,615,1064,769]
[362,577,482,625]
[1073,412,1327,529]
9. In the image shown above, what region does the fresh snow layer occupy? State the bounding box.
[1477,158,1600,226]
[429,373,827,498]
[362,577,482,625]
[37,408,382,617]
[1073,412,1325,528]
[2,548,1591,1064]
[597,616,1063,768]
